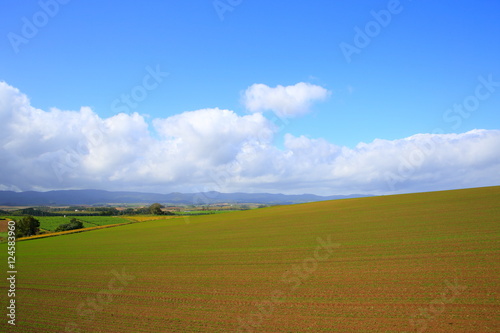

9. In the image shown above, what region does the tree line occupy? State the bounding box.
[9,203,174,238]
[6,203,175,217]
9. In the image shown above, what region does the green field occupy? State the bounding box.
[180,210,234,215]
[0,186,499,332]
[72,216,133,227]
[2,215,132,232]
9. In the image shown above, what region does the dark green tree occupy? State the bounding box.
[122,208,135,215]
[55,218,84,232]
[15,215,40,237]
[149,203,164,215]
[99,208,119,216]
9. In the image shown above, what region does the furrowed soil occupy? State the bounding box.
[0,186,499,332]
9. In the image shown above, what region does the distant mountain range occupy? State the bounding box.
[0,189,371,206]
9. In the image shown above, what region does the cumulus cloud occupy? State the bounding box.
[0,81,499,195]
[153,108,274,166]
[242,82,330,118]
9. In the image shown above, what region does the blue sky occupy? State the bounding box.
[0,0,499,195]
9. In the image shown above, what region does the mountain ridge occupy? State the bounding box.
[0,189,371,206]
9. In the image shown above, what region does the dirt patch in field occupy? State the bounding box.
[0,219,9,232]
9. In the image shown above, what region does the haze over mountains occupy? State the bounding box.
[0,189,370,206]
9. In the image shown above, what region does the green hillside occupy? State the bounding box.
[1,186,499,332]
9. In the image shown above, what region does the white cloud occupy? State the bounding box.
[153,108,274,166]
[242,82,330,118]
[0,81,499,196]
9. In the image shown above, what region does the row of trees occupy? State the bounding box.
[9,204,175,217]
[117,203,173,215]
[11,203,174,237]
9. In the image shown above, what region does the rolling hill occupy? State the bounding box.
[1,186,499,332]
